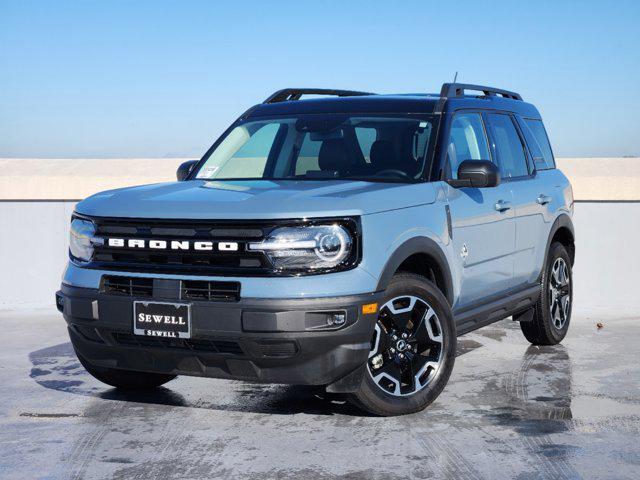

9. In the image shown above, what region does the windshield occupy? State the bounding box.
[193,114,438,182]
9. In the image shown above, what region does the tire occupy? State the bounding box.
[520,242,573,345]
[350,273,456,416]
[75,349,176,390]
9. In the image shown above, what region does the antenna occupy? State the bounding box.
[452,71,458,83]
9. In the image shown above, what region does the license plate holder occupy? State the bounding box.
[133,301,191,339]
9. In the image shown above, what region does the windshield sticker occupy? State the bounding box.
[197,166,219,179]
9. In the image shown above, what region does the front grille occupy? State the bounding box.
[100,275,241,301]
[101,275,153,297]
[90,218,272,276]
[113,332,243,355]
[182,280,241,301]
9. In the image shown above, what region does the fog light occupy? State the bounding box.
[55,292,64,312]
[327,312,346,326]
[304,310,348,330]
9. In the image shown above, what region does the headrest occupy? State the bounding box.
[369,140,396,170]
[318,139,350,172]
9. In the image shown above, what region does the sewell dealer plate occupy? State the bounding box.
[133,301,191,338]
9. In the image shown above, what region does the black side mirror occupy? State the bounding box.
[177,160,198,181]
[448,160,500,188]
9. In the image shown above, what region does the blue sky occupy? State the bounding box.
[1,0,639,158]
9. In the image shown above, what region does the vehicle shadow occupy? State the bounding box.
[28,341,367,416]
[29,335,484,417]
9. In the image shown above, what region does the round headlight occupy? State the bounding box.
[69,218,97,262]
[249,224,353,271]
[315,228,350,262]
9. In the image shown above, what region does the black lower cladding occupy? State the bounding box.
[59,284,381,386]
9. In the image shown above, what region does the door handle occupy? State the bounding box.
[536,194,552,205]
[494,200,512,212]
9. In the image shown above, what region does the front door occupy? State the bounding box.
[444,111,516,310]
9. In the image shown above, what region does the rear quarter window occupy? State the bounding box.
[522,119,555,170]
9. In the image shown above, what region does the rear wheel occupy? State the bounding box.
[350,273,456,416]
[75,349,176,390]
[520,242,573,345]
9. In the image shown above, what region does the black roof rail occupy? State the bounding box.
[264,88,375,104]
[440,83,522,101]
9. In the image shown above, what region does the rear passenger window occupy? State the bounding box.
[486,114,530,179]
[447,113,491,179]
[524,119,555,170]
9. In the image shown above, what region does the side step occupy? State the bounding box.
[454,285,540,335]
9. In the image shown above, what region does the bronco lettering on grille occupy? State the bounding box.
[107,238,239,252]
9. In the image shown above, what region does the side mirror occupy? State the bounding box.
[448,160,500,188]
[177,160,198,181]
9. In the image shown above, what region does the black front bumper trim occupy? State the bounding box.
[58,284,382,386]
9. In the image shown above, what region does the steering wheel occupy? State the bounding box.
[373,169,411,179]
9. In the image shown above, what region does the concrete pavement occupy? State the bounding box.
[1,308,638,479]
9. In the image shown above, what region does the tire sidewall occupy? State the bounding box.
[541,242,573,342]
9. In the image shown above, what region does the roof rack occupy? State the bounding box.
[440,83,522,101]
[264,88,375,104]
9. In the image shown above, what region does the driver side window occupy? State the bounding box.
[447,113,491,179]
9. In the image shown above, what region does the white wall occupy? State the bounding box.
[0,201,76,308]
[1,201,638,313]
[571,203,640,313]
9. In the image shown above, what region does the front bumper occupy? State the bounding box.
[57,284,382,386]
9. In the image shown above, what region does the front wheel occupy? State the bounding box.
[520,242,573,345]
[350,273,456,416]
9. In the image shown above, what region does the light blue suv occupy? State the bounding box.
[57,83,575,416]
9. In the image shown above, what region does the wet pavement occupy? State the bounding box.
[0,308,639,479]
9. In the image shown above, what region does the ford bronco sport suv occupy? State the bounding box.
[56,83,575,416]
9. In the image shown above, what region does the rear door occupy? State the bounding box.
[484,112,545,288]
[445,111,516,309]
[511,116,559,285]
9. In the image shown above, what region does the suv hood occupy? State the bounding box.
[75,179,436,219]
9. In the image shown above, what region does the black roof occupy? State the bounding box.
[246,84,541,119]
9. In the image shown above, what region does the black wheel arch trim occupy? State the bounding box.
[375,236,454,305]
[545,213,575,267]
